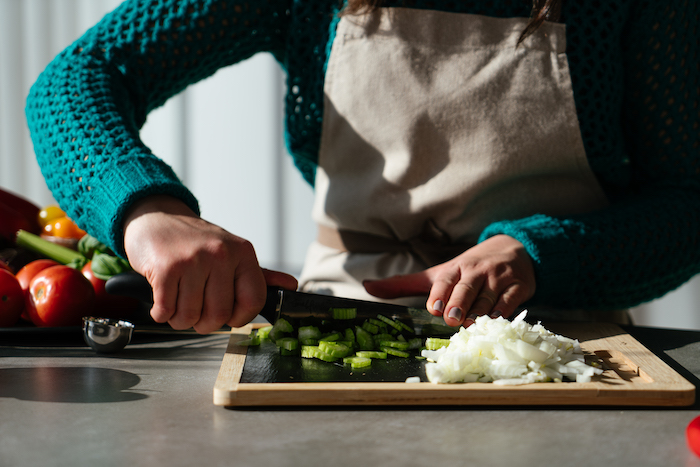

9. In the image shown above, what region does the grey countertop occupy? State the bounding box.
[2,323,700,467]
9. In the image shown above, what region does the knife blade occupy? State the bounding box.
[105,271,454,335]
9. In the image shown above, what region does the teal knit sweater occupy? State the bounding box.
[25,0,700,311]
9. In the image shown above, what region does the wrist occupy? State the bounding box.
[124,194,197,226]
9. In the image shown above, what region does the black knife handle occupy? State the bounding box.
[105,271,280,324]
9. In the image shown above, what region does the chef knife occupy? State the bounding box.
[105,271,454,335]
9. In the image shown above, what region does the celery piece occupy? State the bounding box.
[425,337,451,350]
[276,337,299,352]
[15,230,87,266]
[374,333,394,343]
[331,307,357,320]
[269,318,293,342]
[361,321,379,334]
[342,356,372,369]
[344,328,355,344]
[319,341,352,358]
[301,345,319,359]
[381,346,410,358]
[280,348,300,356]
[380,340,410,351]
[376,314,404,331]
[408,337,423,350]
[397,334,407,342]
[397,319,415,334]
[298,325,321,342]
[257,325,273,340]
[320,332,342,342]
[300,338,319,346]
[368,318,385,328]
[314,349,339,362]
[355,326,375,350]
[355,351,387,359]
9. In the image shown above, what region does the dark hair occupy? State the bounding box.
[340,0,563,44]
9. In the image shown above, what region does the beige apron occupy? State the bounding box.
[299,8,624,322]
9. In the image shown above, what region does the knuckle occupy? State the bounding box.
[451,281,478,297]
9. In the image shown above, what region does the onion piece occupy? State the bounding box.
[422,310,603,385]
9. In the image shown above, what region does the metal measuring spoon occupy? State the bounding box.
[82,317,134,353]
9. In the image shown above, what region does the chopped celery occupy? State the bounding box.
[380,340,410,351]
[425,337,451,350]
[276,337,299,352]
[361,321,379,334]
[331,307,357,319]
[344,328,355,343]
[355,326,375,350]
[381,347,410,358]
[320,332,342,342]
[374,333,394,343]
[408,337,423,350]
[314,349,339,362]
[301,345,318,359]
[368,318,386,329]
[343,356,372,369]
[355,351,387,359]
[376,314,403,331]
[319,341,352,358]
[257,325,273,340]
[298,325,322,342]
[269,318,293,341]
[396,320,415,334]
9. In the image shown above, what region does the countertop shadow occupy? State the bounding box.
[0,366,147,403]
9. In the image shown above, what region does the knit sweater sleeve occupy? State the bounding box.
[479,1,700,310]
[25,0,290,257]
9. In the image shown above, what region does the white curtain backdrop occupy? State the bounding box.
[1,0,699,329]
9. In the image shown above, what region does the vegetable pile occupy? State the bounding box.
[241,308,604,386]
[0,187,137,327]
[240,311,425,370]
[422,310,603,385]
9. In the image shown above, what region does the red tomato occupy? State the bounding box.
[16,259,60,291]
[687,416,700,457]
[16,259,60,321]
[26,265,95,327]
[81,262,137,319]
[0,269,23,327]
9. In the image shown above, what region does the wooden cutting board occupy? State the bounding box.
[213,322,695,407]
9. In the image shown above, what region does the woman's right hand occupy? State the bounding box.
[123,195,298,334]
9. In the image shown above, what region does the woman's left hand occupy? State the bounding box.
[363,234,536,327]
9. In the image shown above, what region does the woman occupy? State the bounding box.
[25,0,700,333]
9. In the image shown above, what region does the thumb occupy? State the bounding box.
[363,271,432,299]
[262,268,299,291]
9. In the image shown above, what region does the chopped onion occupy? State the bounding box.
[422,310,603,385]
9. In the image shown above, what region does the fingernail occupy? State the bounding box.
[432,300,444,314]
[465,313,478,323]
[447,307,462,321]
[489,310,502,319]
